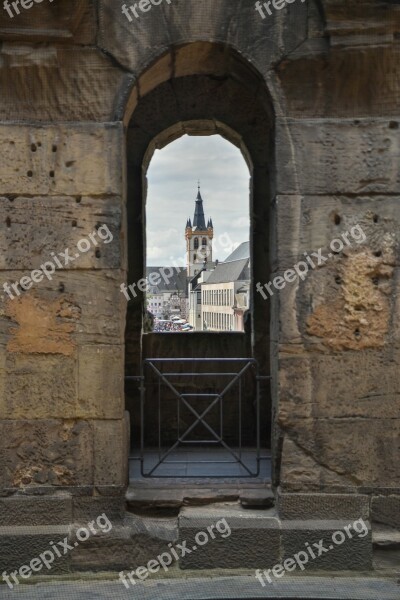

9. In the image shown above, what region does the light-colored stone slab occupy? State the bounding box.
[276,119,400,195]
[0,123,123,195]
[0,195,124,271]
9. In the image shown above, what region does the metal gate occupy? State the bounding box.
[126,358,270,477]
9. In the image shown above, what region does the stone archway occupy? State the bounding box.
[123,42,276,474]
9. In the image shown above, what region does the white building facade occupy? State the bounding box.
[200,242,250,332]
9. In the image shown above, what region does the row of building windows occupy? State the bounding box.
[202,288,233,307]
[203,312,234,331]
[194,237,208,250]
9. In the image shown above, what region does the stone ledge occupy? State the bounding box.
[0,525,71,574]
[178,504,281,570]
[372,496,400,529]
[126,485,274,510]
[277,492,370,520]
[0,494,72,526]
[281,520,372,571]
[69,513,178,572]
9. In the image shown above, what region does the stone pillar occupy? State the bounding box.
[0,122,129,569]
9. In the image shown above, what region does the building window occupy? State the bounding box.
[194,238,199,250]
[202,237,207,247]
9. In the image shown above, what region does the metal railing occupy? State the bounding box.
[126,358,270,477]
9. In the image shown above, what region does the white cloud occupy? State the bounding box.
[146,135,250,266]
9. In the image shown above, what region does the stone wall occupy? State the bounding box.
[0,0,399,572]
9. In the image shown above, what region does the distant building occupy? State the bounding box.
[188,268,211,330]
[201,242,250,332]
[185,184,214,278]
[145,195,249,332]
[146,267,188,320]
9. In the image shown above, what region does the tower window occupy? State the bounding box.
[202,237,207,247]
[194,238,199,250]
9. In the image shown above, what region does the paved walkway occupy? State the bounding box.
[0,575,398,599]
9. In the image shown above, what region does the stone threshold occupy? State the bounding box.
[126,480,274,510]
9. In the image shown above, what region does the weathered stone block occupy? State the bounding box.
[99,0,307,79]
[0,1,89,41]
[78,345,124,419]
[69,513,177,572]
[0,195,123,271]
[271,193,400,353]
[279,420,400,492]
[273,194,400,272]
[178,505,281,569]
[278,252,397,352]
[0,270,126,350]
[1,354,77,420]
[93,418,129,487]
[73,496,126,523]
[276,47,400,118]
[0,494,72,526]
[278,492,370,521]
[276,119,400,195]
[277,350,400,422]
[0,46,130,121]
[0,525,71,574]
[0,123,123,195]
[1,419,93,489]
[372,495,400,529]
[281,519,372,571]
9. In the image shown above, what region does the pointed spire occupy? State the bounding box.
[193,183,206,230]
[209,217,213,228]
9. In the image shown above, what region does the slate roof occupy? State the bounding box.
[202,241,250,285]
[224,241,250,263]
[193,189,207,230]
[204,258,250,285]
[146,267,188,295]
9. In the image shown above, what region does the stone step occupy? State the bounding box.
[0,525,71,574]
[178,505,373,571]
[373,526,400,548]
[178,503,281,569]
[126,484,274,511]
[0,494,72,526]
[372,526,400,572]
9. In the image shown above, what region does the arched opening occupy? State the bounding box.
[124,42,275,480]
[145,134,250,331]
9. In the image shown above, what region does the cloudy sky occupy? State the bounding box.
[146,135,250,267]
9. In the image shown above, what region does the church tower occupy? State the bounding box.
[185,184,214,277]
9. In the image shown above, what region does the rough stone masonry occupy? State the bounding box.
[0,0,398,583]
